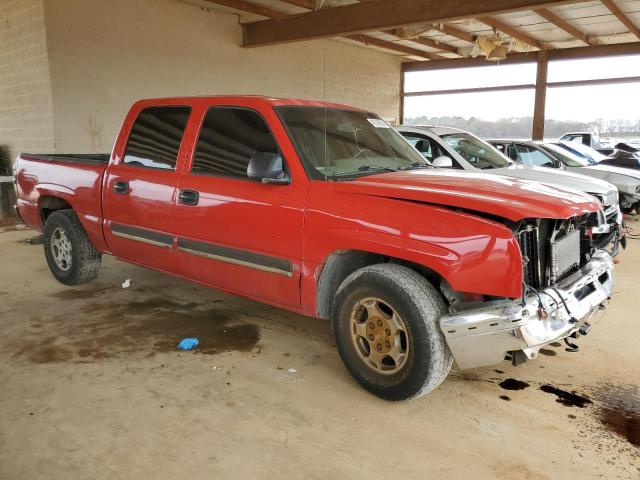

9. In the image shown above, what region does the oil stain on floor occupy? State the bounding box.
[539,384,592,408]
[493,375,640,452]
[13,290,261,364]
[499,378,530,391]
[591,383,640,449]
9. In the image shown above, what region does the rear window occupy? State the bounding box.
[123,106,191,170]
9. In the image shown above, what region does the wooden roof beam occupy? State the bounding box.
[204,0,440,60]
[402,41,640,71]
[430,23,476,44]
[477,15,546,50]
[202,0,288,19]
[385,29,462,55]
[242,0,581,46]
[601,0,640,40]
[279,0,317,10]
[346,34,444,60]
[534,7,597,45]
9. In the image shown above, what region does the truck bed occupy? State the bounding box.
[15,153,108,249]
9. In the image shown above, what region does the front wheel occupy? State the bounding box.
[43,210,101,285]
[331,264,452,401]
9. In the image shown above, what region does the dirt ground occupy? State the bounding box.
[0,217,639,480]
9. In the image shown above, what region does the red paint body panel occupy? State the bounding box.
[15,157,109,252]
[300,181,524,307]
[14,95,602,317]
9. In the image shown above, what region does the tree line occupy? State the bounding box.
[404,116,640,139]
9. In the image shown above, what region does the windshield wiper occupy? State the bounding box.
[399,162,432,171]
[331,165,397,177]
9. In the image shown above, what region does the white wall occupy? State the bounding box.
[0,0,55,163]
[43,0,402,153]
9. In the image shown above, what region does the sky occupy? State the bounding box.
[404,54,640,122]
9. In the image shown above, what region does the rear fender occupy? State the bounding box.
[33,186,107,252]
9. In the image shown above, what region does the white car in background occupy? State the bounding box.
[485,140,640,214]
[396,125,624,251]
[542,142,640,214]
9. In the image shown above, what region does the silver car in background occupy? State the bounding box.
[488,139,640,215]
[396,125,624,252]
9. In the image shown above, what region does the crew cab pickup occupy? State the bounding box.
[15,96,615,400]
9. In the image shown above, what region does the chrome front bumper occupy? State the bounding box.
[440,251,614,369]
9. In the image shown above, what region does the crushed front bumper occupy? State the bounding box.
[440,251,614,369]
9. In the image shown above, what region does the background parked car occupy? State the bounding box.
[600,143,640,171]
[559,132,614,155]
[397,125,623,250]
[487,139,640,215]
[553,140,609,164]
[545,142,640,214]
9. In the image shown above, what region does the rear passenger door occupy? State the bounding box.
[173,104,306,308]
[102,105,191,272]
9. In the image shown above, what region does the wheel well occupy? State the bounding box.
[39,196,72,224]
[315,250,446,319]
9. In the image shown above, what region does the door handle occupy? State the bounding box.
[113,181,129,194]
[178,189,199,206]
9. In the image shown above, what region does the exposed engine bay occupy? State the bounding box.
[516,210,618,293]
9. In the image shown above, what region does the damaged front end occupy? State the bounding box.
[439,211,615,369]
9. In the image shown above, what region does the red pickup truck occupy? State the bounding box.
[15,96,614,400]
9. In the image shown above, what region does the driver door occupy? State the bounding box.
[173,102,306,308]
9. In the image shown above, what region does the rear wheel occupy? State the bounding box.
[43,210,101,285]
[331,264,452,400]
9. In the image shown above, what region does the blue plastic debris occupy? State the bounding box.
[177,338,199,350]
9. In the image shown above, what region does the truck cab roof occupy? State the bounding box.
[130,95,364,111]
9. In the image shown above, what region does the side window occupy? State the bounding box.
[124,106,191,170]
[191,107,279,179]
[402,134,432,158]
[515,145,555,167]
[402,133,460,167]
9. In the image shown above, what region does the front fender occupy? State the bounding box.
[302,184,523,312]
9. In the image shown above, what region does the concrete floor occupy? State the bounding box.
[0,217,639,480]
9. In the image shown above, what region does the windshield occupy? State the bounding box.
[558,141,608,164]
[540,143,590,167]
[275,106,428,179]
[439,132,512,169]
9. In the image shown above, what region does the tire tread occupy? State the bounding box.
[333,264,453,400]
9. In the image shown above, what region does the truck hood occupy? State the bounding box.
[333,170,600,222]
[492,165,616,197]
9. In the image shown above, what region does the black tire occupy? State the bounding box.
[43,210,101,285]
[331,264,452,401]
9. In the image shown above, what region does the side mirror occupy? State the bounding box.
[432,156,453,168]
[247,152,290,185]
